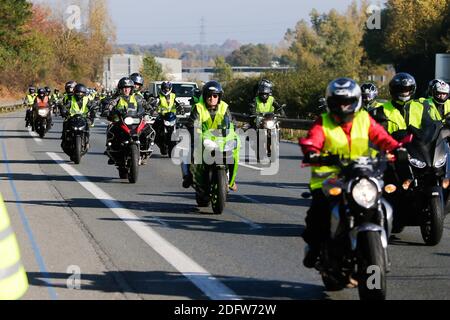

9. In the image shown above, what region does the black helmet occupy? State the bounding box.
[360,83,378,105]
[54,88,59,94]
[74,84,87,98]
[118,77,134,90]
[326,78,362,123]
[389,73,416,104]
[161,81,173,95]
[45,86,51,95]
[29,86,36,94]
[427,79,440,97]
[65,81,77,94]
[37,88,46,97]
[202,80,223,102]
[143,91,152,100]
[431,80,450,104]
[130,73,144,86]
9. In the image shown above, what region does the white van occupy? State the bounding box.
[147,81,198,107]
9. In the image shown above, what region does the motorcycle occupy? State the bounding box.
[155,111,180,158]
[250,104,285,162]
[302,155,393,300]
[388,120,449,246]
[190,118,240,214]
[106,109,155,183]
[34,105,52,138]
[61,114,90,164]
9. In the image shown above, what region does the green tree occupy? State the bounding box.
[141,55,165,83]
[225,44,273,66]
[213,56,233,83]
[364,0,449,93]
[285,2,366,80]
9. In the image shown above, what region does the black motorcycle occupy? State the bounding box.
[106,109,154,183]
[61,114,90,164]
[302,155,393,300]
[389,120,449,246]
[155,112,180,157]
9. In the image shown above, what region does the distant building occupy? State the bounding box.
[102,54,182,90]
[182,66,293,82]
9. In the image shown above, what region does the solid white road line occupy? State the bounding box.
[47,152,239,300]
[239,163,263,171]
[28,127,43,145]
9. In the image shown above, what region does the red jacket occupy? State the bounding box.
[299,114,400,155]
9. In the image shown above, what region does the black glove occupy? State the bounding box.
[303,152,321,164]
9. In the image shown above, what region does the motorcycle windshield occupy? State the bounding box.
[407,121,442,166]
[69,114,87,127]
[163,112,177,122]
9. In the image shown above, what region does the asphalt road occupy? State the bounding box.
[0,111,449,300]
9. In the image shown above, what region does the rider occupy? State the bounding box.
[60,84,92,141]
[32,87,52,130]
[181,80,239,192]
[422,80,450,121]
[250,79,285,125]
[154,81,184,115]
[129,72,150,111]
[62,81,77,105]
[24,86,37,127]
[44,86,51,97]
[403,77,443,130]
[299,78,401,268]
[360,82,383,112]
[369,73,412,136]
[105,77,146,164]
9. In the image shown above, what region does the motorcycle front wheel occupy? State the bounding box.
[128,144,139,184]
[211,167,227,215]
[357,231,387,300]
[420,195,444,246]
[73,135,82,164]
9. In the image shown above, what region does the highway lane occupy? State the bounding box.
[0,111,449,300]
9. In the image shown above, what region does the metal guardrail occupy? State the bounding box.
[0,101,25,114]
[231,112,314,130]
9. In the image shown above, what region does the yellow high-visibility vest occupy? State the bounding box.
[310,110,371,190]
[0,193,28,300]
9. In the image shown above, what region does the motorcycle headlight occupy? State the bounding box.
[223,140,237,152]
[434,154,447,168]
[408,155,426,169]
[38,109,49,117]
[203,139,218,149]
[351,178,378,209]
[124,117,134,125]
[164,120,176,126]
[76,126,86,131]
[265,120,276,130]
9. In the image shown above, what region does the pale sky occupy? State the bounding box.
[32,0,381,45]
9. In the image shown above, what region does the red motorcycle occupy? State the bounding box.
[106,110,155,183]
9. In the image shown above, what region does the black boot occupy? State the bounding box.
[303,245,319,269]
